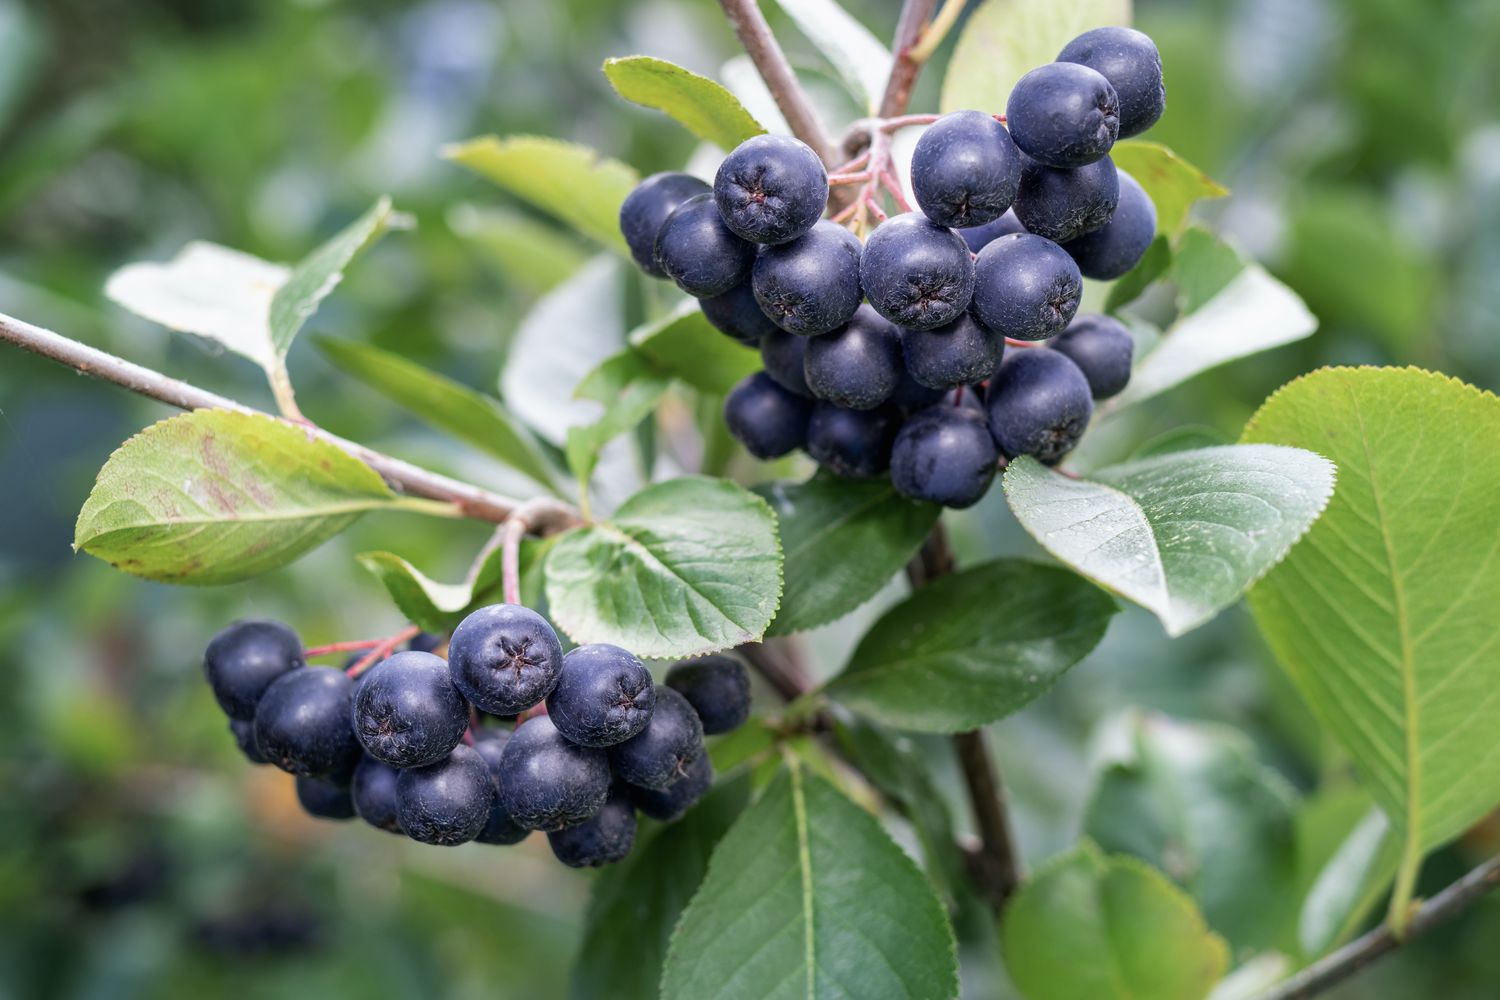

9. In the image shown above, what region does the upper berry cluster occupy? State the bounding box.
[618,26,1162,508]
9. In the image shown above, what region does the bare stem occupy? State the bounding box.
[501,515,527,605]
[346,625,421,677]
[716,0,838,167]
[877,0,941,120]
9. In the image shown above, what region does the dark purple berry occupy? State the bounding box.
[230,718,269,765]
[665,655,751,735]
[890,404,999,508]
[752,220,863,336]
[803,304,903,410]
[1013,155,1120,243]
[1006,62,1120,168]
[1057,27,1165,138]
[547,786,637,867]
[296,774,355,821]
[985,348,1094,464]
[701,281,780,345]
[608,686,704,790]
[901,312,1004,390]
[351,756,403,834]
[713,134,828,245]
[1048,314,1135,399]
[654,193,755,298]
[204,620,304,720]
[352,650,470,768]
[860,213,975,331]
[724,371,814,459]
[960,209,1027,252]
[628,753,714,823]
[498,716,612,831]
[620,172,712,277]
[472,732,530,845]
[447,604,564,715]
[1062,168,1156,280]
[253,667,361,778]
[761,329,812,397]
[546,643,656,748]
[805,402,902,479]
[395,744,493,846]
[972,233,1082,341]
[911,110,1022,229]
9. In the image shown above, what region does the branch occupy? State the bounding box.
[716,0,838,167]
[0,310,581,534]
[877,0,941,120]
[1259,854,1500,1000]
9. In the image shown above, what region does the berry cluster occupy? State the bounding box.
[619,27,1162,508]
[204,612,751,867]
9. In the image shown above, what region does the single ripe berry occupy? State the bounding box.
[1062,168,1156,280]
[972,233,1082,341]
[1006,62,1119,168]
[901,312,1004,390]
[395,743,494,846]
[498,716,612,831]
[351,756,404,834]
[253,667,361,778]
[547,786,637,868]
[1057,27,1165,138]
[806,402,903,479]
[985,348,1094,464]
[447,604,564,715]
[1048,314,1135,399]
[296,774,355,821]
[960,209,1027,252]
[910,110,1022,229]
[654,193,755,298]
[546,643,656,748]
[890,404,999,509]
[724,371,814,459]
[803,305,904,410]
[608,686,704,790]
[701,281,780,345]
[204,620,304,720]
[629,753,714,822]
[1013,155,1120,244]
[713,134,828,245]
[620,172,712,277]
[351,650,470,768]
[229,718,269,765]
[664,655,751,735]
[471,732,530,845]
[752,220,863,336]
[860,213,975,331]
[760,329,812,397]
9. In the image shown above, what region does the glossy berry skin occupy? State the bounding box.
[890,404,999,509]
[910,110,1022,228]
[352,651,469,768]
[1048,314,1135,399]
[296,774,355,821]
[608,686,704,790]
[724,371,813,459]
[498,716,611,831]
[860,213,975,331]
[1013,155,1120,244]
[654,193,755,298]
[752,221,863,336]
[714,134,828,245]
[351,756,403,834]
[972,233,1083,341]
[447,604,564,715]
[806,402,903,479]
[546,643,656,748]
[986,348,1094,464]
[760,329,812,397]
[547,786,637,868]
[472,733,529,845]
[229,718,269,765]
[1057,27,1165,138]
[665,655,751,735]
[1006,62,1120,168]
[1063,169,1156,280]
[620,172,712,277]
[803,305,903,410]
[253,667,361,778]
[204,620,304,720]
[396,744,493,846]
[629,753,714,822]
[960,209,1026,252]
[902,312,1004,390]
[701,281,779,345]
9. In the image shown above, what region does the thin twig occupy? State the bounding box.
[739,641,813,703]
[1257,853,1500,1000]
[500,515,527,605]
[877,0,941,119]
[304,637,386,658]
[0,310,581,533]
[346,625,421,677]
[716,0,837,167]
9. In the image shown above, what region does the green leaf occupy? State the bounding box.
[448,204,587,295]
[1103,234,1170,313]
[1297,807,1399,958]
[826,560,1116,732]
[770,0,892,113]
[545,476,783,658]
[1109,142,1228,237]
[939,0,1131,114]
[756,474,939,636]
[565,351,671,486]
[572,776,751,1000]
[629,301,760,396]
[603,56,765,150]
[443,136,639,254]
[1001,841,1229,1000]
[358,537,554,635]
[1083,712,1299,952]
[1242,366,1500,928]
[661,759,959,1000]
[1003,445,1336,636]
[315,336,560,493]
[75,409,396,585]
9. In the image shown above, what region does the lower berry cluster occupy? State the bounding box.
[204,611,751,867]
[619,26,1163,508]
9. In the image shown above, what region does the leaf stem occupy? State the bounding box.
[501,515,527,605]
[388,496,469,519]
[906,0,967,64]
[716,0,838,167]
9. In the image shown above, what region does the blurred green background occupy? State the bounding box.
[3,0,1500,997]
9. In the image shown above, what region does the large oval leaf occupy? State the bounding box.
[629,300,760,397]
[1109,142,1227,237]
[825,560,1116,732]
[661,758,958,1000]
[603,56,765,150]
[1003,445,1335,636]
[1242,366,1500,926]
[544,476,782,658]
[75,409,396,584]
